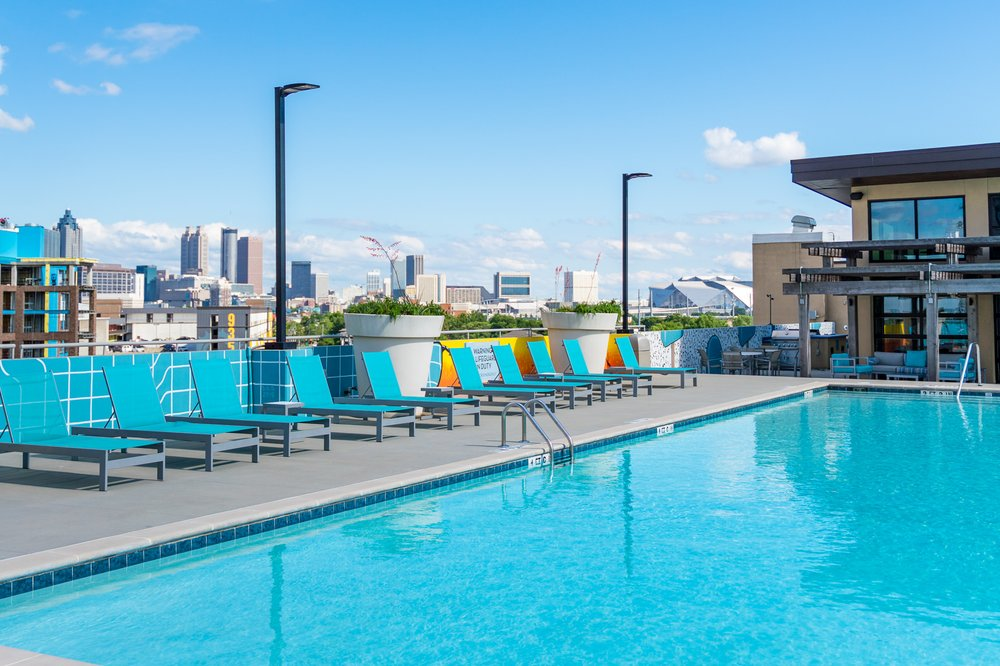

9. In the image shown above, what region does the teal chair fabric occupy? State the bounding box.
[450,347,488,390]
[0,372,71,442]
[706,336,723,374]
[103,365,170,428]
[362,351,406,399]
[614,337,643,369]
[563,338,595,374]
[527,340,560,375]
[287,356,337,408]
[492,345,590,390]
[189,359,249,418]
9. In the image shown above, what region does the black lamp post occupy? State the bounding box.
[766,293,774,326]
[621,172,652,333]
[272,82,319,349]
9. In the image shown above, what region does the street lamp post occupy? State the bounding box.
[272,82,319,349]
[621,172,652,333]
[766,293,774,326]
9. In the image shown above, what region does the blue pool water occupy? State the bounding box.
[3,391,1000,663]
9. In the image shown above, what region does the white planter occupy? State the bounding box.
[345,314,445,398]
[541,311,619,374]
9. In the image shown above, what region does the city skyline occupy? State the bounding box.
[4,3,1000,295]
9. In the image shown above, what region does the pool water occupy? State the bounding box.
[3,391,1000,663]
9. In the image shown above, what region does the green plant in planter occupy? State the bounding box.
[346,297,445,320]
[556,300,622,315]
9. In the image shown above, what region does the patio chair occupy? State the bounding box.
[605,337,697,388]
[752,349,782,376]
[0,372,165,491]
[554,339,652,398]
[178,359,334,456]
[524,339,625,400]
[721,351,745,375]
[287,355,416,442]
[698,348,722,374]
[446,347,558,414]
[73,365,260,472]
[335,351,480,430]
[489,344,595,406]
[830,353,874,379]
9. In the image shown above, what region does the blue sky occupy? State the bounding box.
[2,1,1000,298]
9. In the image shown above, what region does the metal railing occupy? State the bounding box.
[499,398,575,465]
[956,342,982,399]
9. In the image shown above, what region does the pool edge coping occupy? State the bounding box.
[3,378,974,599]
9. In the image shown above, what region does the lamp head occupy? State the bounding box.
[624,172,653,180]
[278,83,320,96]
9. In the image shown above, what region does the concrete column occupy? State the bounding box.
[847,296,858,358]
[926,294,939,382]
[798,295,811,377]
[967,295,979,350]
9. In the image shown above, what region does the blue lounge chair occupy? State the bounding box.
[335,351,480,430]
[447,347,558,413]
[74,365,260,472]
[287,355,416,442]
[179,359,334,456]
[528,339,641,398]
[831,353,873,379]
[0,372,165,491]
[490,344,595,406]
[605,337,697,388]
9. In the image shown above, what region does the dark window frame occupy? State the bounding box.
[873,295,968,353]
[868,195,966,262]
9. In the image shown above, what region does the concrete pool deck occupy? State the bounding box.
[0,372,989,584]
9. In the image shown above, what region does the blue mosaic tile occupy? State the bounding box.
[126,551,143,567]
[92,558,109,575]
[109,554,127,571]
[71,563,91,580]
[0,581,11,599]
[12,577,31,595]
[142,546,160,562]
[235,525,249,539]
[206,532,221,547]
[160,542,177,558]
[218,529,235,543]
[33,572,53,590]
[53,567,73,585]
[176,539,192,554]
[248,522,263,535]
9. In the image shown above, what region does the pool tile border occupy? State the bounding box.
[0,384,829,600]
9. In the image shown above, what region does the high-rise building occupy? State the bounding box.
[136,265,159,302]
[446,286,485,305]
[312,272,329,301]
[290,261,313,299]
[56,210,83,258]
[366,270,382,295]
[92,263,144,308]
[180,226,208,276]
[564,270,599,304]
[405,254,424,287]
[236,235,263,294]
[389,258,404,297]
[220,227,238,281]
[415,273,446,304]
[494,272,531,300]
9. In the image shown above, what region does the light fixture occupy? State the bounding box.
[850,191,864,201]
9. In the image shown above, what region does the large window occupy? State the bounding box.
[874,296,968,353]
[869,196,965,261]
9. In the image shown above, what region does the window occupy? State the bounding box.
[874,296,967,353]
[869,196,965,261]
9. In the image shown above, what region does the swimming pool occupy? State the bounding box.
[2,391,1000,663]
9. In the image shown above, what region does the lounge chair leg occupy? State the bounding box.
[283,429,291,457]
[408,419,416,437]
[21,452,29,469]
[99,454,108,491]
[323,432,331,451]
[205,448,214,472]
[157,445,165,481]
[376,416,383,443]
[473,411,480,426]
[251,444,260,463]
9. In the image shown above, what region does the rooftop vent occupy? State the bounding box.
[791,215,817,233]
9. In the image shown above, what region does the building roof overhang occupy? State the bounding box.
[791,142,1000,205]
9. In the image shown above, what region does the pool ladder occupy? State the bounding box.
[956,342,982,400]
[500,398,575,465]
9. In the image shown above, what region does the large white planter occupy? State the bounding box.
[345,314,445,397]
[541,311,619,374]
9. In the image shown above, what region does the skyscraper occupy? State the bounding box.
[405,254,424,287]
[312,272,329,301]
[563,270,599,304]
[52,210,83,258]
[290,261,313,299]
[220,227,238,281]
[236,235,263,294]
[366,270,382,295]
[180,226,208,276]
[136,265,159,302]
[389,258,404,297]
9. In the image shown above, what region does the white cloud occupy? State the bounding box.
[53,79,88,95]
[100,81,122,96]
[48,43,67,53]
[0,44,8,75]
[0,109,34,132]
[703,127,806,168]
[86,23,199,65]
[713,251,753,270]
[65,9,84,19]
[0,85,6,96]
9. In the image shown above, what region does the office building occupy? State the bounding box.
[236,235,263,294]
[56,210,83,258]
[563,270,599,304]
[366,270,382,295]
[180,226,208,276]
[494,272,531,300]
[446,286,485,305]
[389,258,404,296]
[220,227,238,281]
[415,273,446,304]
[312,272,329,301]
[136,265,159,302]
[290,261,313,299]
[92,263,144,308]
[405,254,424,287]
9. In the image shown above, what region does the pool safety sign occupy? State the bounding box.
[466,341,500,382]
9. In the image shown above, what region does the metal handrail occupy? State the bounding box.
[956,342,982,399]
[499,398,575,465]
